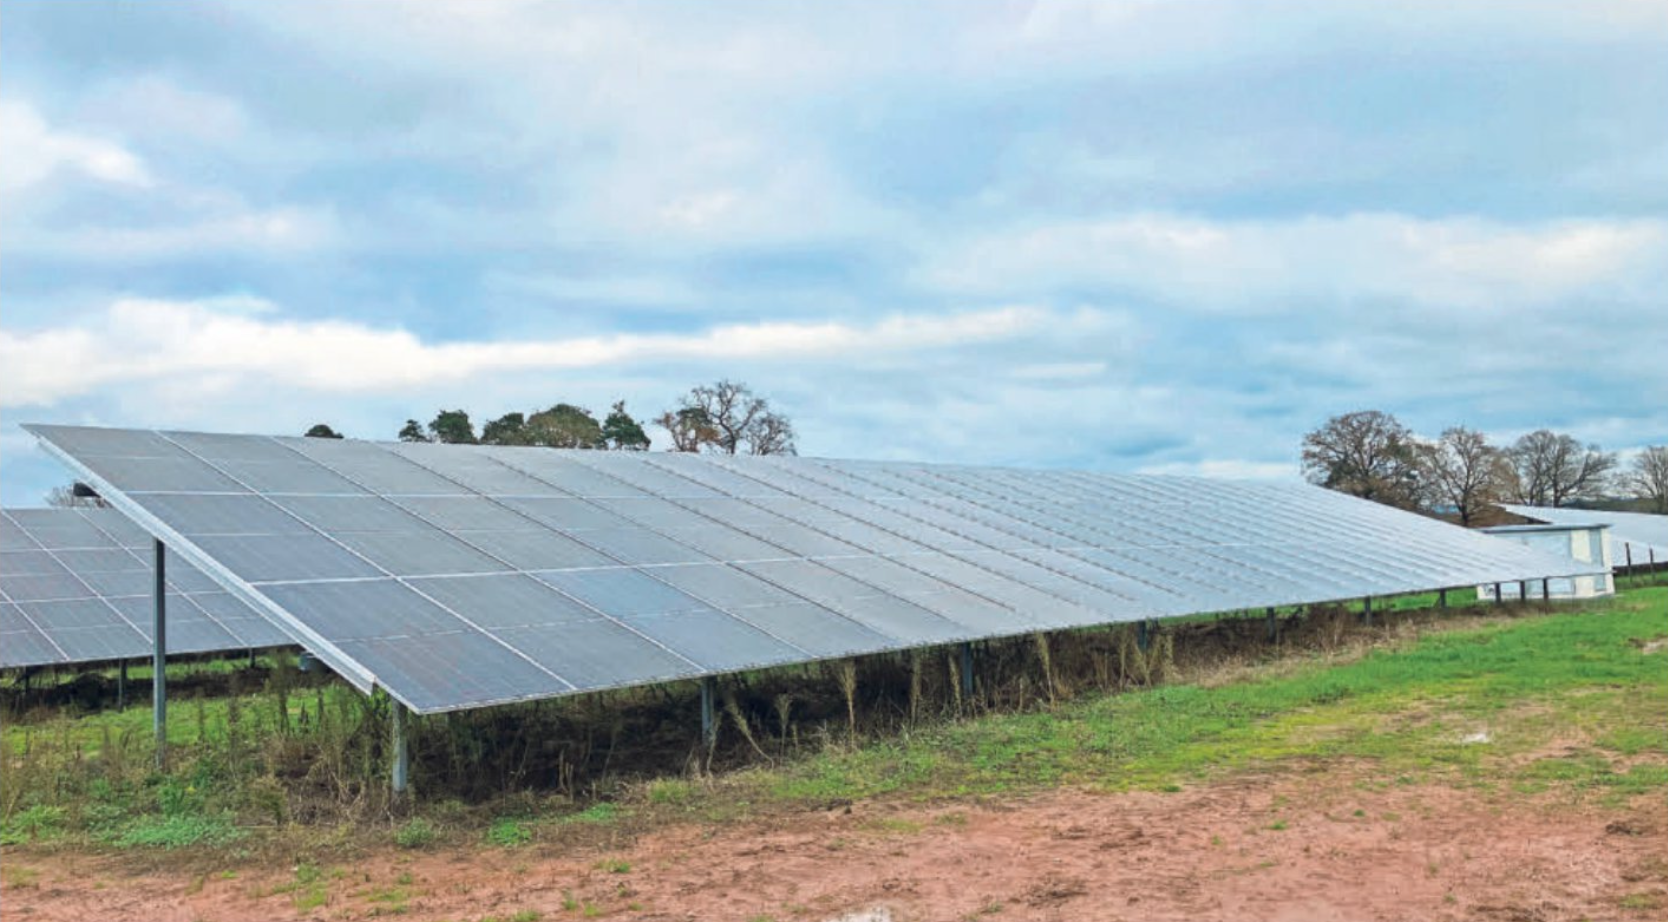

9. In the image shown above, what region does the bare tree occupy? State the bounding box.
[1416,427,1509,526]
[655,406,718,452]
[1625,445,1668,514]
[1506,430,1616,507]
[743,409,797,457]
[659,380,797,455]
[1300,410,1422,509]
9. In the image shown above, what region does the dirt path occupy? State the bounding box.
[6,767,1665,922]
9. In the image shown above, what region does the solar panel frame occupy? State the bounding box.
[0,507,295,669]
[25,424,1612,713]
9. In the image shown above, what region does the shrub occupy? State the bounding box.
[0,804,66,845]
[394,816,439,849]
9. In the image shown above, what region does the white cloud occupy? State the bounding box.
[0,99,152,195]
[920,213,1668,312]
[0,296,1061,408]
[1135,459,1300,481]
[78,75,248,146]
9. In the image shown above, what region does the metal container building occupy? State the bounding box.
[1477,523,1614,600]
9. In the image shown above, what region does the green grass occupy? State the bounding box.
[4,588,1662,855]
[107,812,242,849]
[764,589,1668,804]
[2,680,365,754]
[486,817,533,848]
[562,802,623,825]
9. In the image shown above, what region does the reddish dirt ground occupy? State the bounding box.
[5,767,1665,922]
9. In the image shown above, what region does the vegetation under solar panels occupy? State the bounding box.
[3,579,1664,854]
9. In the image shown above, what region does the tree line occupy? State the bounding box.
[305,379,797,456]
[1301,410,1668,524]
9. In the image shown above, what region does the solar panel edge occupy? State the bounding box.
[26,432,375,692]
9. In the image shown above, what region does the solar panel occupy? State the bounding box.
[0,507,295,669]
[1500,504,1668,565]
[23,424,1608,713]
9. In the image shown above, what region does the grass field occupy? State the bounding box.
[2,585,1664,859]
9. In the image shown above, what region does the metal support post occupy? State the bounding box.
[390,700,409,795]
[1136,619,1150,652]
[1438,588,1448,610]
[1266,607,1277,642]
[1518,580,1529,603]
[699,677,716,749]
[1541,579,1550,602]
[959,642,974,701]
[153,539,168,770]
[1362,596,1373,626]
[1492,582,1503,604]
[118,660,127,710]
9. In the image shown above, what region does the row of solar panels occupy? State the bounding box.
[11,424,1606,714]
[1,507,292,667]
[1499,503,1668,563]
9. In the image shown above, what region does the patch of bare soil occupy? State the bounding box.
[6,766,1666,922]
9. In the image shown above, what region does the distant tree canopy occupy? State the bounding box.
[1624,445,1668,514]
[304,423,344,439]
[1300,410,1421,510]
[602,401,651,451]
[1301,411,1644,523]
[526,403,605,449]
[480,412,529,446]
[659,406,717,453]
[394,386,793,456]
[1505,430,1616,508]
[657,379,796,455]
[428,409,478,445]
[405,400,654,452]
[1416,426,1511,527]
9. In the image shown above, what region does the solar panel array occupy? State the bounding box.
[1500,503,1668,564]
[1,507,294,669]
[27,424,1601,713]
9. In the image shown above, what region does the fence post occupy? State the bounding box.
[700,677,716,749]
[153,539,168,771]
[390,700,409,795]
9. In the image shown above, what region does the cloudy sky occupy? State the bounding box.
[3,1,1665,505]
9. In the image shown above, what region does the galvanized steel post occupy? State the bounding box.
[1541,579,1550,602]
[1492,582,1503,604]
[960,642,974,701]
[118,660,127,710]
[390,700,409,795]
[1438,588,1448,610]
[1362,596,1373,627]
[1137,619,1150,652]
[153,539,167,770]
[1518,580,1529,602]
[700,677,716,749]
